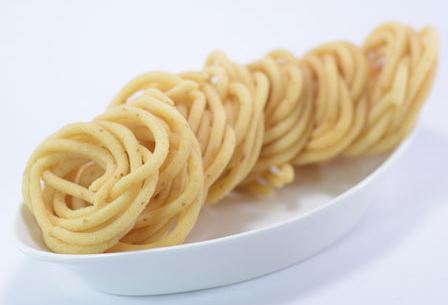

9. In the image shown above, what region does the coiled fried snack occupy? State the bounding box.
[23,91,204,253]
[22,22,438,253]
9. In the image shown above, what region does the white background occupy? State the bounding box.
[1,0,447,304]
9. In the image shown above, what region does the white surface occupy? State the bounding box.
[14,144,402,295]
[1,0,447,303]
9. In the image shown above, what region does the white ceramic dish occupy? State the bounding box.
[14,131,415,296]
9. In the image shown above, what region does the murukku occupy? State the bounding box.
[22,22,438,253]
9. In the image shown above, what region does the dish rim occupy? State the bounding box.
[13,128,417,263]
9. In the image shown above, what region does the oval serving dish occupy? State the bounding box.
[14,128,416,296]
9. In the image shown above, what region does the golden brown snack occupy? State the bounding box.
[23,90,204,253]
[22,22,438,253]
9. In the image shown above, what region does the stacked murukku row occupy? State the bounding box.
[22,22,438,254]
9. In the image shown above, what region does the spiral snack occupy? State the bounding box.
[345,23,438,155]
[23,90,204,253]
[201,52,269,203]
[110,59,269,203]
[22,22,438,253]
